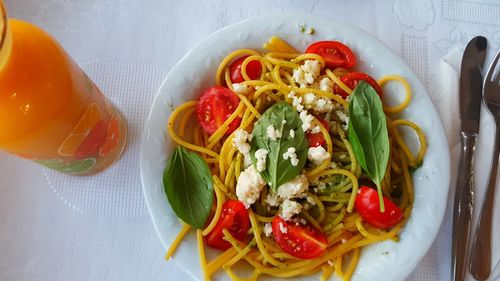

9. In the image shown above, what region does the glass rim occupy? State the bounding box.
[0,1,7,51]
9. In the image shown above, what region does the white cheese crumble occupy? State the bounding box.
[265,193,280,207]
[279,222,288,233]
[232,129,252,154]
[319,77,334,93]
[336,110,349,131]
[232,83,251,95]
[306,196,317,206]
[308,146,331,165]
[236,166,266,208]
[303,93,316,107]
[299,110,314,132]
[255,148,269,172]
[314,98,334,113]
[289,129,295,138]
[318,182,327,191]
[282,147,299,166]
[277,175,309,199]
[281,199,302,221]
[282,120,287,124]
[266,125,282,141]
[310,125,321,134]
[264,223,273,237]
[292,60,321,88]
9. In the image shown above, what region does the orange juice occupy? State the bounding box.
[0,4,127,175]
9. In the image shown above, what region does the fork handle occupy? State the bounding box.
[470,124,500,280]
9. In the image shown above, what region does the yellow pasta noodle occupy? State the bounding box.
[164,36,426,281]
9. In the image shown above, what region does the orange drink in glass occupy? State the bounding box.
[0,2,127,175]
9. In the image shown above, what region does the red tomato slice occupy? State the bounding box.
[306,118,330,147]
[305,41,356,69]
[271,216,328,259]
[334,72,383,99]
[206,200,250,250]
[196,86,242,135]
[355,186,404,229]
[229,56,262,83]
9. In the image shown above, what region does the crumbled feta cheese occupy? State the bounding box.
[292,60,321,87]
[282,147,299,166]
[281,199,302,221]
[310,125,321,134]
[287,91,296,99]
[292,68,307,88]
[289,129,295,138]
[265,193,280,207]
[266,125,282,141]
[340,154,346,159]
[308,146,331,165]
[232,129,252,154]
[336,110,349,131]
[232,83,251,95]
[264,223,273,237]
[319,77,334,93]
[279,222,288,233]
[314,98,334,113]
[292,95,304,112]
[282,120,287,124]
[255,148,268,172]
[236,166,266,208]
[301,60,321,83]
[329,162,338,169]
[277,175,309,199]
[318,182,327,191]
[299,110,314,131]
[303,93,316,107]
[306,196,317,206]
[243,153,253,168]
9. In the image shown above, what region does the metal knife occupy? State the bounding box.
[452,36,487,281]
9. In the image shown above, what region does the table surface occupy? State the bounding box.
[1,0,500,280]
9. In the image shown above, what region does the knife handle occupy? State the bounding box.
[452,133,477,281]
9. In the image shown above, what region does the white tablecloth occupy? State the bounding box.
[1,0,499,280]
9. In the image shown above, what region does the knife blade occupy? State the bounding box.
[452,36,487,281]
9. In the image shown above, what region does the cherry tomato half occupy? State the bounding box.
[306,118,330,147]
[305,41,356,69]
[229,56,262,83]
[196,86,242,135]
[355,186,403,229]
[334,72,383,99]
[206,200,250,250]
[271,216,328,259]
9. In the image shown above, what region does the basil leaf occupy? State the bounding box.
[163,146,214,229]
[347,81,390,211]
[250,102,308,192]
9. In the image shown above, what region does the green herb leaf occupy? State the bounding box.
[163,147,214,229]
[347,81,390,211]
[250,102,308,191]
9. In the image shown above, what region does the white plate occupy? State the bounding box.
[140,14,450,281]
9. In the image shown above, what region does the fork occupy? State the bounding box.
[469,49,500,281]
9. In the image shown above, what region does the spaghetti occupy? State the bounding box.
[165,36,426,281]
